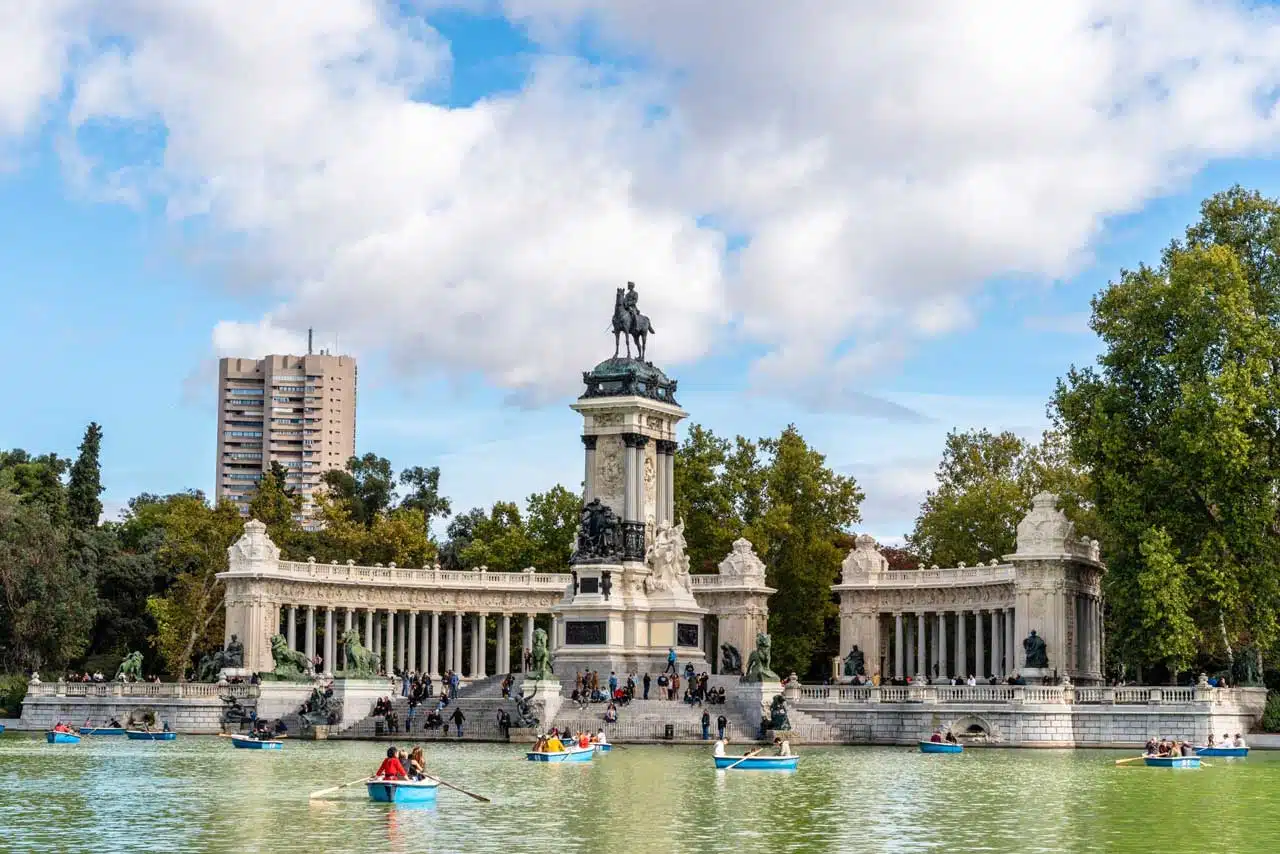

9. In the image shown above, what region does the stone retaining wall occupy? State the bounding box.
[18,695,243,734]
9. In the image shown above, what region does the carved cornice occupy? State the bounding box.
[224,577,565,613]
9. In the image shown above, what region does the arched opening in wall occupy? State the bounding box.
[948,715,997,742]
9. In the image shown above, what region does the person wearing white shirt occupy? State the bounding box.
[713,737,727,757]
[966,675,977,687]
[596,728,608,745]
[1234,733,1247,748]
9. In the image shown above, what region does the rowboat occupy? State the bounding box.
[230,734,283,750]
[0,724,6,734]
[79,727,125,736]
[593,742,612,753]
[1143,755,1200,768]
[1194,746,1248,758]
[919,740,964,754]
[365,778,439,804]
[713,754,800,771]
[46,731,81,744]
[126,730,177,741]
[527,747,594,763]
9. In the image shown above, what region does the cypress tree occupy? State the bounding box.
[67,422,104,530]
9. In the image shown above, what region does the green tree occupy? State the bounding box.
[673,425,746,573]
[748,426,864,678]
[0,488,97,672]
[144,495,244,679]
[524,485,581,571]
[439,507,488,571]
[399,465,452,538]
[67,422,104,530]
[459,502,534,571]
[1132,527,1198,680]
[323,453,397,527]
[249,465,302,538]
[0,450,69,526]
[1054,186,1280,676]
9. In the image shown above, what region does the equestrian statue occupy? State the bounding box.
[611,281,656,361]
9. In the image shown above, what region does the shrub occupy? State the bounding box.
[1262,691,1280,733]
[0,673,29,718]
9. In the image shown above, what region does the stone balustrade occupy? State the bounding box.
[27,681,259,700]
[794,683,1256,707]
[838,564,1015,589]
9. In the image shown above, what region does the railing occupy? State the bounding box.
[838,565,1015,588]
[792,683,1245,708]
[689,574,771,590]
[27,681,260,700]
[934,685,1015,703]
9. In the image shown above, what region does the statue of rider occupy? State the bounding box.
[623,281,641,332]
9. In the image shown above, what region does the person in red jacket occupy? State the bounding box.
[374,746,407,779]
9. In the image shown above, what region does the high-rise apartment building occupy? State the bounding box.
[215,349,357,524]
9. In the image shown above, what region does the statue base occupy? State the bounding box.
[217,667,252,683]
[330,677,395,730]
[1020,667,1051,685]
[552,560,709,678]
[515,678,563,730]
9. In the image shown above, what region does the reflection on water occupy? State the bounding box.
[1,733,1278,853]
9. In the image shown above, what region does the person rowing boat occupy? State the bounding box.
[373,746,407,780]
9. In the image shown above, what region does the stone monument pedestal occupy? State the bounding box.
[330,677,394,729]
[516,678,563,730]
[552,560,709,677]
[729,679,784,737]
[1020,667,1051,685]
[255,680,318,720]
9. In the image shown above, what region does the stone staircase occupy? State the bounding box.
[337,673,520,741]
[781,705,842,744]
[551,697,760,744]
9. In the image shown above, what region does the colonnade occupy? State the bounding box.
[278,606,558,679]
[885,607,1017,681]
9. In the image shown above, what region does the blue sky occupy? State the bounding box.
[5,2,1280,542]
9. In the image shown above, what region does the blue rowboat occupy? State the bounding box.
[527,747,594,763]
[79,727,125,736]
[1195,746,1248,758]
[919,740,963,754]
[0,724,6,734]
[1143,755,1200,768]
[714,754,800,771]
[46,731,81,744]
[126,730,176,741]
[594,742,612,753]
[366,779,439,804]
[230,734,283,750]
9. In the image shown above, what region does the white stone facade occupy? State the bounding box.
[833,493,1105,684]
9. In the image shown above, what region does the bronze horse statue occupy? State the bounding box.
[612,286,655,361]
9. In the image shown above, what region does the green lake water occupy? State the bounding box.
[1,733,1277,853]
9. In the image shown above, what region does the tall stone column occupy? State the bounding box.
[904,614,914,676]
[396,611,406,672]
[665,445,675,523]
[915,612,926,679]
[385,610,396,676]
[305,606,316,662]
[523,614,535,672]
[956,611,967,679]
[323,609,335,673]
[407,611,418,673]
[501,613,512,674]
[1005,608,1016,676]
[444,613,455,674]
[582,435,597,503]
[938,612,948,679]
[286,605,297,650]
[654,443,667,526]
[634,435,649,526]
[975,610,986,679]
[893,612,903,679]
[428,612,440,678]
[990,610,1000,679]
[477,613,489,678]
[344,608,353,636]
[364,610,374,651]
[453,612,464,675]
[550,616,560,652]
[622,434,637,521]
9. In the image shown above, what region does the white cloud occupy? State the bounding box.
[3,0,1280,405]
[211,318,308,360]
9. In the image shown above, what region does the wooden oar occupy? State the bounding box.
[309,776,371,799]
[723,747,764,770]
[1114,756,1146,765]
[422,773,491,804]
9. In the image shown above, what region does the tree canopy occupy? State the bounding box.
[1053,186,1280,680]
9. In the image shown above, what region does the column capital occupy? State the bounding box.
[581,434,598,450]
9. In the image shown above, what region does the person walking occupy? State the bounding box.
[664,648,677,675]
[643,673,651,700]
[701,709,711,740]
[717,713,727,740]
[449,706,465,737]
